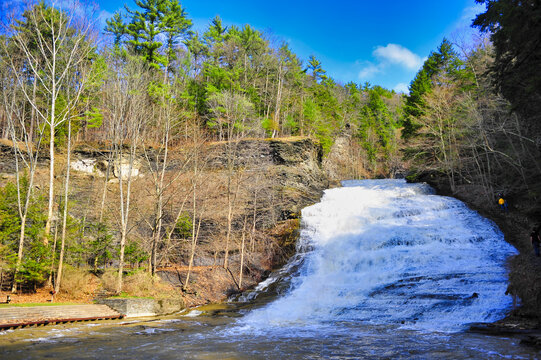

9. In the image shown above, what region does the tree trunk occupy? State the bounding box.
[55,118,72,294]
[184,181,199,291]
[223,189,233,269]
[29,80,36,143]
[239,217,247,289]
[99,147,114,223]
[116,141,137,293]
[151,125,169,276]
[44,123,55,244]
[47,224,59,287]
[273,62,283,138]
[45,53,58,242]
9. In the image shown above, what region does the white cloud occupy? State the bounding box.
[358,62,383,79]
[357,44,423,83]
[98,9,113,27]
[459,4,486,27]
[393,83,409,94]
[373,44,423,70]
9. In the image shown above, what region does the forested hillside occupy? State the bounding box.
[0,0,540,313]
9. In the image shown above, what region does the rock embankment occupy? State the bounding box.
[206,137,327,219]
[42,137,328,308]
[156,137,329,306]
[411,171,541,341]
[0,137,328,310]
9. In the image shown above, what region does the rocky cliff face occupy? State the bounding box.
[52,137,328,306]
[0,137,328,306]
[206,137,327,221]
[158,138,328,306]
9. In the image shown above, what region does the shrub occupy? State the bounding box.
[58,265,95,298]
[100,269,119,293]
[122,270,155,297]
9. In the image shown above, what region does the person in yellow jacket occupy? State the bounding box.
[497,193,508,212]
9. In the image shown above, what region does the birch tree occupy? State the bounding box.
[102,54,148,293]
[6,1,97,241]
[0,36,46,292]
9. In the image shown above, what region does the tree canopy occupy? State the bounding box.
[473,0,541,121]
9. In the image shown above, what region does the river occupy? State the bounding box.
[1,179,538,359]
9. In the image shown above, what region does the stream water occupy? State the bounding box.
[1,179,538,359]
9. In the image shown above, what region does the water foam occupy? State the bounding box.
[241,179,517,332]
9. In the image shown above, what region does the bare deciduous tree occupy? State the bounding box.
[208,90,254,269]
[5,1,97,242]
[102,54,148,293]
[0,37,46,292]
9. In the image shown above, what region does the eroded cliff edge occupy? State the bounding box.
[0,137,328,308]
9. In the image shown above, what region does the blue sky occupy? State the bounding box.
[3,0,486,92]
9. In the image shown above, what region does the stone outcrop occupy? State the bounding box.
[97,297,184,317]
[0,137,328,309]
[70,146,143,180]
[207,137,328,221]
[323,135,352,181]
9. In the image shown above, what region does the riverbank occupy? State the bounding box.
[411,174,541,341]
[462,200,541,346]
[445,189,541,328]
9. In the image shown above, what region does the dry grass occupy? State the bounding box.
[98,269,177,300]
[99,269,119,294]
[123,271,159,297]
[208,135,312,146]
[0,138,13,147]
[58,266,97,299]
[0,137,37,153]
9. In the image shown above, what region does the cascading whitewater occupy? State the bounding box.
[241,179,517,332]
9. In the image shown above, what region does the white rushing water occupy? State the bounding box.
[241,179,517,333]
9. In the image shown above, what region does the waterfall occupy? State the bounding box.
[241,179,517,332]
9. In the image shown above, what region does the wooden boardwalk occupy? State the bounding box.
[0,304,123,330]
